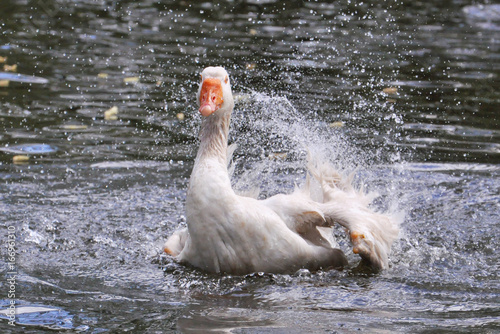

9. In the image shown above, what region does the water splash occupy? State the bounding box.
[229,91,367,198]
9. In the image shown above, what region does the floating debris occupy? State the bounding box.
[13,155,30,164]
[0,56,7,63]
[123,76,140,83]
[3,64,17,72]
[156,80,163,87]
[1,144,57,155]
[104,106,119,120]
[246,63,257,70]
[383,87,398,95]
[0,306,58,316]
[61,124,88,130]
[0,72,49,84]
[0,304,79,330]
[97,73,109,79]
[329,121,344,128]
[176,112,185,121]
[0,80,9,87]
[268,152,287,160]
[249,28,258,36]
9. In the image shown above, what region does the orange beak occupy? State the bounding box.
[199,78,224,117]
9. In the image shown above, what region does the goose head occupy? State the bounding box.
[197,67,234,117]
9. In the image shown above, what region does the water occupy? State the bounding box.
[0,0,499,332]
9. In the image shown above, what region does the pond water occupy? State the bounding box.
[0,0,499,332]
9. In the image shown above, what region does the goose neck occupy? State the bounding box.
[196,112,231,166]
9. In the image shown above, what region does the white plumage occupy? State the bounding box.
[164,66,400,274]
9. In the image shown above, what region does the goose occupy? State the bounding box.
[163,66,400,275]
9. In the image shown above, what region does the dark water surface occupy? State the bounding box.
[1,0,499,332]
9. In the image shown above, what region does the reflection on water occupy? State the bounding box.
[1,0,499,332]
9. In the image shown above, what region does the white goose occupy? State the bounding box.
[163,66,400,275]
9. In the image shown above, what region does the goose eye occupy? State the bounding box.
[224,76,228,84]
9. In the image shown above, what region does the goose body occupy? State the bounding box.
[164,66,400,274]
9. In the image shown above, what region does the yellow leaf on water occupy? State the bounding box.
[0,80,9,87]
[97,73,109,78]
[0,56,7,63]
[249,29,258,36]
[3,64,17,72]
[383,87,398,94]
[176,113,185,121]
[62,124,88,130]
[268,152,287,160]
[123,76,140,83]
[329,121,344,128]
[104,106,119,120]
[246,63,257,70]
[13,155,29,164]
